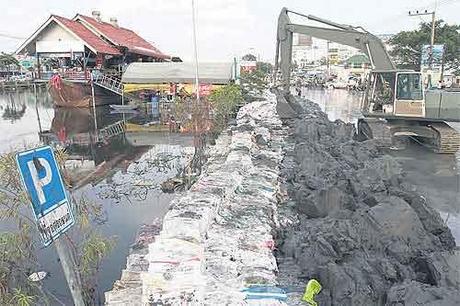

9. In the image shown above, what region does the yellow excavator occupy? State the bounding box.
[274,8,460,153]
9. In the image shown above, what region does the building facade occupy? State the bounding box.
[16,11,171,80]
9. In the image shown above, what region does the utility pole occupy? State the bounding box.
[55,238,85,306]
[191,0,200,104]
[409,8,436,87]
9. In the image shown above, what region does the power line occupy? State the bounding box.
[0,33,25,40]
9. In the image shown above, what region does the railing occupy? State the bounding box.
[98,121,125,141]
[93,74,123,96]
[62,70,90,80]
[38,70,90,81]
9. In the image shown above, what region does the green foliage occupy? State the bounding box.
[10,288,35,306]
[0,150,115,305]
[240,61,272,98]
[256,62,273,75]
[80,233,114,276]
[0,53,20,70]
[242,54,257,61]
[389,20,460,74]
[208,84,243,133]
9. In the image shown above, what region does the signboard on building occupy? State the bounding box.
[199,84,213,96]
[16,146,75,247]
[421,44,444,68]
[240,61,257,73]
[296,34,312,46]
[95,54,104,69]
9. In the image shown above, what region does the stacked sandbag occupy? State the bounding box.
[107,93,289,305]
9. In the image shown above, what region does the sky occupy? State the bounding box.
[0,0,459,62]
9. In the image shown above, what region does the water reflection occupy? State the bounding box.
[301,88,363,123]
[1,94,27,122]
[0,88,53,152]
[0,89,197,304]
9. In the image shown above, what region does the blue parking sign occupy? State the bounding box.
[16,146,75,246]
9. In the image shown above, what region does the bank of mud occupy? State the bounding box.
[275,96,460,305]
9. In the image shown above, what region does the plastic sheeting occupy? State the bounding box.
[122,62,234,84]
[105,92,288,305]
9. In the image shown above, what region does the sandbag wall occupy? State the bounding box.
[105,93,288,305]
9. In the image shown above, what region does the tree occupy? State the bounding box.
[0,53,19,71]
[256,62,273,75]
[242,54,257,61]
[389,20,460,74]
[208,84,243,134]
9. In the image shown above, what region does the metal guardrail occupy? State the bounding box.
[98,121,125,141]
[93,74,123,96]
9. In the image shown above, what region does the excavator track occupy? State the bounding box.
[357,119,393,147]
[429,122,460,154]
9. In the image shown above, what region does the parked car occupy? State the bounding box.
[325,79,347,89]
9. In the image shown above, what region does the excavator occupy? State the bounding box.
[274,8,460,153]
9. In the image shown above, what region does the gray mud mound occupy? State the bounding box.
[276,98,459,306]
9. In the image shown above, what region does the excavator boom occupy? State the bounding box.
[274,7,395,93]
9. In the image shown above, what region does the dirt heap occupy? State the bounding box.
[276,96,459,305]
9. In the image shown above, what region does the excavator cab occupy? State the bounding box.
[364,71,425,117]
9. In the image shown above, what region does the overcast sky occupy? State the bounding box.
[1,0,459,62]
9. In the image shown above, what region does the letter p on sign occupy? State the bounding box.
[27,157,52,205]
[16,146,75,247]
[16,146,68,217]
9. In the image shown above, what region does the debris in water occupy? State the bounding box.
[28,271,47,282]
[241,285,288,301]
[131,219,162,250]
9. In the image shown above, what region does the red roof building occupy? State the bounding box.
[75,14,169,60]
[53,16,121,56]
[16,11,171,79]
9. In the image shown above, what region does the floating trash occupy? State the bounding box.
[28,271,48,282]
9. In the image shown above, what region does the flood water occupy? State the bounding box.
[302,88,460,244]
[0,88,194,304]
[1,87,459,304]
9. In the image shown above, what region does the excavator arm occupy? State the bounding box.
[274,7,395,93]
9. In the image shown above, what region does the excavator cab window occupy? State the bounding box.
[396,73,423,101]
[370,72,395,112]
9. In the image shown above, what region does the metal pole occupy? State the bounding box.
[34,83,42,133]
[440,44,446,82]
[408,6,437,87]
[121,84,124,106]
[191,0,200,103]
[54,237,85,306]
[90,72,98,131]
[429,11,436,72]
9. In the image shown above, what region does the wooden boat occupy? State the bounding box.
[125,122,170,133]
[48,74,121,107]
[110,104,139,111]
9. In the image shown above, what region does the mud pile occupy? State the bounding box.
[276,97,460,305]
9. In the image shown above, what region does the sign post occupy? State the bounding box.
[16,146,84,306]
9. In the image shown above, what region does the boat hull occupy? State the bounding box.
[49,79,121,108]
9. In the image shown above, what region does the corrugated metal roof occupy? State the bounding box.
[54,15,121,55]
[76,15,170,59]
[122,62,234,84]
[345,54,370,65]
